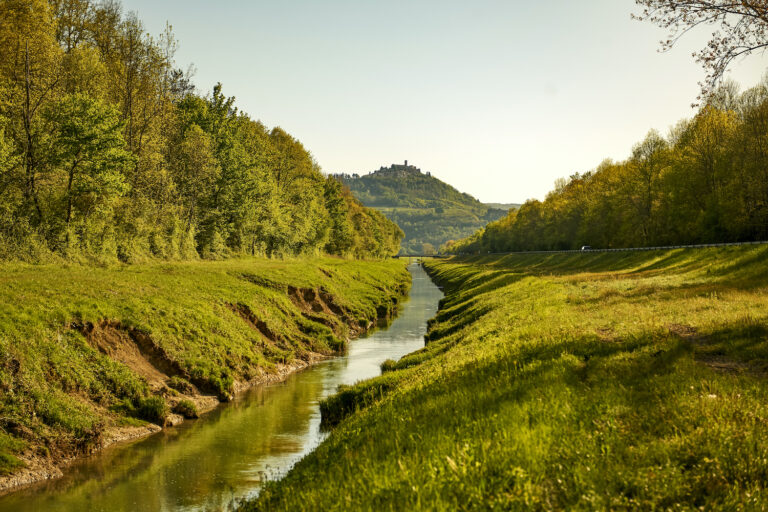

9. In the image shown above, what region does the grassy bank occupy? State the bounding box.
[245,246,768,510]
[0,258,409,486]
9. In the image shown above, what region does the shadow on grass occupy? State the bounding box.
[424,304,492,344]
[572,280,750,307]
[687,318,768,375]
[437,271,526,310]
[320,311,768,434]
[454,246,768,288]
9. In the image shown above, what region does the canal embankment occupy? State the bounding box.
[0,257,410,495]
[243,246,768,510]
[0,263,442,512]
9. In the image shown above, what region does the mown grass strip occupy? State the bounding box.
[243,246,768,511]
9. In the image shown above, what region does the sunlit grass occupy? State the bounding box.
[244,246,768,510]
[0,257,409,476]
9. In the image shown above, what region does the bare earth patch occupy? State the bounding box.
[667,323,761,375]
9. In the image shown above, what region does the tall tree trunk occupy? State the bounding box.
[23,41,43,224]
[65,158,79,248]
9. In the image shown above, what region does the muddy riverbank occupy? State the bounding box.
[0,263,442,512]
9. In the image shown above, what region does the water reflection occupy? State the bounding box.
[1,263,442,512]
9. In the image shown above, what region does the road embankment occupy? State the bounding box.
[0,258,410,495]
[243,246,768,510]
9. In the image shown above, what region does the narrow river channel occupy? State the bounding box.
[0,263,442,512]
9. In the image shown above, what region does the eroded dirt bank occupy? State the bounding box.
[0,259,410,495]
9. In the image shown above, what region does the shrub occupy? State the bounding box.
[380,359,397,372]
[0,432,25,475]
[135,396,168,425]
[172,399,198,419]
[167,376,196,394]
[211,373,234,401]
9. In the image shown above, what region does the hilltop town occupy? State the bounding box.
[332,160,432,181]
[333,162,508,254]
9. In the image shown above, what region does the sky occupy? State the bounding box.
[121,0,768,204]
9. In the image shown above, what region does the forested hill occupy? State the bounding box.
[335,162,510,254]
[0,0,402,262]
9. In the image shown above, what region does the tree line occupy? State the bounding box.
[447,80,768,254]
[0,0,402,262]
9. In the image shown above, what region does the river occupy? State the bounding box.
[0,263,442,512]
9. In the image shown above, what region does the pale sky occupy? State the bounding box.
[121,0,767,203]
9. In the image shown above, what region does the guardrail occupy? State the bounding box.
[450,240,768,256]
[397,254,450,258]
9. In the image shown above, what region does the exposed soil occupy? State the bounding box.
[667,323,762,375]
[288,286,364,337]
[667,323,702,341]
[227,303,283,345]
[76,320,184,390]
[0,422,162,496]
[0,286,401,497]
[595,327,617,342]
[0,345,324,497]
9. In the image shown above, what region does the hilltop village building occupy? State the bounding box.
[332,161,431,180]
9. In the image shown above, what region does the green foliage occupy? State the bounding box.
[379,358,397,372]
[34,389,101,435]
[243,246,768,510]
[337,164,509,254]
[451,81,768,254]
[0,2,401,261]
[167,376,195,394]
[42,93,132,252]
[135,396,168,425]
[172,399,198,419]
[323,177,355,255]
[0,433,25,476]
[0,125,15,177]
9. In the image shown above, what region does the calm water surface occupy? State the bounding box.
[0,263,442,512]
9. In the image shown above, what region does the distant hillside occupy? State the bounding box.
[334,162,508,254]
[484,202,521,211]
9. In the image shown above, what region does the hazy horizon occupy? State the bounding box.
[121,0,767,204]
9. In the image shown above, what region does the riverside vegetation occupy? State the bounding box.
[0,0,402,263]
[244,246,768,510]
[0,258,410,490]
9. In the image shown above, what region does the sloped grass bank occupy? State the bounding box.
[0,258,409,491]
[244,246,768,510]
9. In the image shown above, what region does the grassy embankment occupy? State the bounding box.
[245,246,768,510]
[0,258,409,483]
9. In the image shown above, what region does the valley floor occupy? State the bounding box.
[244,246,768,510]
[0,257,409,494]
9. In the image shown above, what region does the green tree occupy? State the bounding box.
[626,130,668,244]
[0,122,15,181]
[174,123,219,234]
[0,0,403,262]
[268,127,329,255]
[323,177,354,256]
[0,0,62,224]
[43,93,132,248]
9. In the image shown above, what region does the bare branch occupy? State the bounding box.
[634,1,768,102]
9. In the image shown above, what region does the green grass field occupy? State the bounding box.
[245,246,768,510]
[0,258,409,478]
